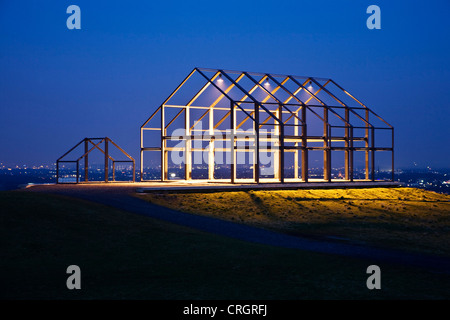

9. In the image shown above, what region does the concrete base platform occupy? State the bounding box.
[136,180,404,193]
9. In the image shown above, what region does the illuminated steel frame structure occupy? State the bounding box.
[57,137,135,183]
[141,68,394,183]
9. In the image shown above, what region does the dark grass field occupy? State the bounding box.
[1,190,450,299]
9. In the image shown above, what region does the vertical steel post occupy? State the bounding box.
[350,127,354,181]
[252,118,257,182]
[161,105,166,181]
[140,127,143,182]
[371,127,375,181]
[294,112,299,180]
[84,138,89,182]
[254,102,260,183]
[279,104,285,183]
[365,109,370,180]
[56,161,59,184]
[230,100,236,183]
[208,105,214,180]
[273,107,280,181]
[301,106,308,182]
[391,127,394,182]
[345,108,349,180]
[104,138,109,182]
[76,160,79,183]
[323,107,331,182]
[185,105,191,180]
[327,124,332,182]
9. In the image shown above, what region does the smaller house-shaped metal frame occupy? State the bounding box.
[56,137,135,183]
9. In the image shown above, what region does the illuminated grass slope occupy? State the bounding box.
[138,188,450,257]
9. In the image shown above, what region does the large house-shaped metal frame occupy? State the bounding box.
[140,68,394,183]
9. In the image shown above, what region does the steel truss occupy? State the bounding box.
[141,68,394,183]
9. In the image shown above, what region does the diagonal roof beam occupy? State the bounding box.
[184,71,221,107]
[329,79,392,128]
[218,70,281,124]
[243,72,285,105]
[266,75,309,124]
[279,76,330,124]
[190,108,209,131]
[261,75,288,103]
[141,106,162,128]
[169,71,243,132]
[214,111,231,129]
[282,77,312,104]
[86,139,115,161]
[277,77,311,124]
[166,71,221,131]
[165,108,185,130]
[57,138,85,161]
[194,73,247,131]
[191,71,263,131]
[309,78,372,127]
[288,76,326,106]
[239,73,306,129]
[107,138,135,161]
[236,75,290,129]
[162,68,197,106]
[77,138,113,162]
[218,72,285,130]
[241,74,314,127]
[195,68,255,121]
[282,76,348,126]
[209,73,246,108]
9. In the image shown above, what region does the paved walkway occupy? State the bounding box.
[24,183,450,274]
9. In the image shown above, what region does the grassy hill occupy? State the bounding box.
[1,189,450,299]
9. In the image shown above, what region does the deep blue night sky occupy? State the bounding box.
[1,0,449,168]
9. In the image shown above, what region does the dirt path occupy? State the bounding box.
[24,183,450,274]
